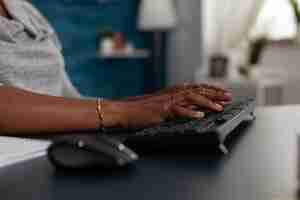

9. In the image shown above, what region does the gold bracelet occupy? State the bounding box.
[96,98,105,133]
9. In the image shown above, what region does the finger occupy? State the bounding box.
[172,105,205,119]
[193,88,232,101]
[181,83,230,95]
[189,105,199,110]
[184,105,198,110]
[183,83,232,100]
[186,92,224,112]
[218,101,232,106]
[200,83,230,93]
[175,94,230,109]
[176,101,200,110]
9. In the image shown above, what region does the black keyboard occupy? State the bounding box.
[112,98,256,154]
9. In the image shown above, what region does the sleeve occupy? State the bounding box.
[61,69,82,99]
[21,1,62,50]
[0,60,13,87]
[22,1,82,98]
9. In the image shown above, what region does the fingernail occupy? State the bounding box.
[215,104,223,111]
[225,92,232,98]
[195,112,205,118]
[220,101,231,106]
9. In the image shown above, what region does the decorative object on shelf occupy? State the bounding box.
[98,31,150,59]
[289,0,300,42]
[113,32,126,50]
[138,0,177,90]
[125,42,134,54]
[209,54,229,78]
[97,27,114,50]
[101,38,114,55]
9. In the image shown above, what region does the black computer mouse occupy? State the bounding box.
[47,135,138,169]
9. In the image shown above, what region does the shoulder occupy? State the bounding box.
[19,0,54,32]
[19,0,45,18]
[18,0,62,49]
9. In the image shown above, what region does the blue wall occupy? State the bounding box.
[31,0,153,98]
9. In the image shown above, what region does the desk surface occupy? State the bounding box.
[1,106,300,200]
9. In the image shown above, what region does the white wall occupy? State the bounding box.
[167,0,203,86]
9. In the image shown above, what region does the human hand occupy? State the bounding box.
[103,83,232,130]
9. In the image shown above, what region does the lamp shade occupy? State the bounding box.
[138,0,177,31]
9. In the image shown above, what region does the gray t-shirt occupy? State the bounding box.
[0,0,81,98]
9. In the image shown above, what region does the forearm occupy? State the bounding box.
[123,94,154,101]
[0,86,122,136]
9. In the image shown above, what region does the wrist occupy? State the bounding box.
[100,100,128,129]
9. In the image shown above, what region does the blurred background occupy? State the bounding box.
[31,0,300,105]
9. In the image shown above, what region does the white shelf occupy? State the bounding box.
[98,49,150,59]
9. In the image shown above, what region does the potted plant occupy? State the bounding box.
[289,0,300,41]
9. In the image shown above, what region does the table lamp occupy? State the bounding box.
[138,0,177,90]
